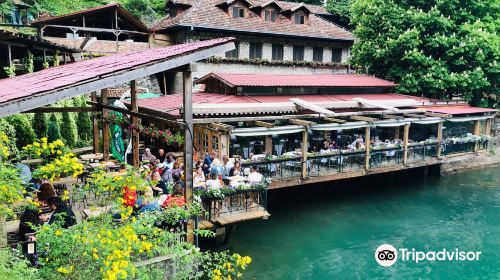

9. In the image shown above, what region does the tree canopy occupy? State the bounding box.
[350,0,499,107]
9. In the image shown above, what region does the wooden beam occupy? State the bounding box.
[25,107,98,113]
[381,114,404,120]
[183,69,194,244]
[364,127,370,170]
[253,120,274,128]
[350,115,378,122]
[289,119,316,126]
[323,117,346,123]
[42,24,149,35]
[91,92,99,154]
[0,41,235,118]
[404,113,426,119]
[208,123,234,131]
[102,89,110,161]
[302,129,308,178]
[402,124,410,164]
[425,112,451,118]
[131,80,140,167]
[436,122,443,157]
[88,101,185,128]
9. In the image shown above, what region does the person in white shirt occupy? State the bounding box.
[205,171,222,189]
[247,166,263,183]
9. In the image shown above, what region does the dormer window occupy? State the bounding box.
[232,6,245,18]
[264,9,278,22]
[294,13,305,24]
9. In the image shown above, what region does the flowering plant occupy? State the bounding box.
[205,253,252,280]
[32,152,84,180]
[22,138,67,163]
[0,163,24,218]
[0,132,10,161]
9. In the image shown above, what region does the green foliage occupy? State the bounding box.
[76,96,93,143]
[32,112,50,139]
[47,113,62,142]
[60,111,78,147]
[326,0,353,28]
[52,51,60,67]
[350,0,500,107]
[6,115,36,150]
[0,119,18,155]
[0,0,14,16]
[0,248,40,280]
[0,164,24,218]
[25,52,34,73]
[3,64,15,78]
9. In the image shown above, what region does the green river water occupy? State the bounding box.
[224,168,500,279]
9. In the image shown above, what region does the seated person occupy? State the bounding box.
[172,173,184,190]
[210,158,224,179]
[205,171,222,189]
[162,184,185,208]
[142,148,157,162]
[137,187,159,213]
[45,197,77,228]
[193,167,206,187]
[151,170,168,196]
[247,166,263,183]
[229,161,242,177]
[203,151,217,175]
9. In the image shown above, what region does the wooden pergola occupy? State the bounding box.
[0,37,236,242]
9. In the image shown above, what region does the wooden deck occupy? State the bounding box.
[198,209,270,230]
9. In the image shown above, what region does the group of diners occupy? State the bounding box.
[318,135,404,154]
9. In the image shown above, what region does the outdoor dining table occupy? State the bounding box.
[80,153,103,163]
[227,175,247,182]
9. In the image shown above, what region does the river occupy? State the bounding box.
[223,168,500,279]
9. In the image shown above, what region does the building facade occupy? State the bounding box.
[152,0,355,85]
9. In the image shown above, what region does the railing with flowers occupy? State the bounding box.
[306,149,365,176]
[195,181,269,221]
[241,156,303,180]
[442,134,489,155]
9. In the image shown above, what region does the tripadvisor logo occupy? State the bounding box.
[375,244,481,267]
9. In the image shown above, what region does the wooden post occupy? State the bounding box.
[302,128,308,178]
[403,124,410,164]
[183,67,194,244]
[436,122,443,157]
[101,89,110,161]
[131,80,140,167]
[7,44,12,67]
[473,120,481,153]
[394,126,400,140]
[364,127,371,170]
[485,119,492,136]
[91,91,99,154]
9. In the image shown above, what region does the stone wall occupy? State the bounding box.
[440,143,500,175]
[193,61,351,80]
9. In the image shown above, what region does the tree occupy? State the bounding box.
[76,96,93,142]
[47,114,62,142]
[60,111,78,147]
[0,119,18,155]
[32,113,49,139]
[326,0,352,28]
[6,115,36,149]
[350,0,499,107]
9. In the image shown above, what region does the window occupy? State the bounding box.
[203,133,209,152]
[294,13,305,24]
[313,46,323,62]
[211,136,219,152]
[249,42,263,59]
[293,45,304,61]
[225,41,239,58]
[272,44,284,60]
[332,47,342,63]
[232,7,245,18]
[264,9,278,22]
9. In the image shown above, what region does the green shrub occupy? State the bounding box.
[47,113,62,142]
[0,248,40,280]
[6,115,36,149]
[60,111,78,148]
[77,96,93,143]
[0,119,18,155]
[32,112,49,139]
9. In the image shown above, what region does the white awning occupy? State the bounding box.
[311,121,370,131]
[446,115,494,122]
[290,98,336,116]
[374,119,411,127]
[411,117,444,125]
[231,125,304,136]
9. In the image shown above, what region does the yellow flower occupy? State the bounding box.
[55,229,62,236]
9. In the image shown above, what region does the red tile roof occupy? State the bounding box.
[423,106,497,115]
[153,0,353,41]
[0,38,234,105]
[195,73,397,88]
[31,3,149,33]
[134,92,418,118]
